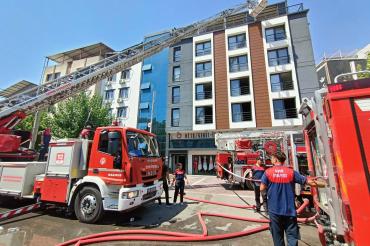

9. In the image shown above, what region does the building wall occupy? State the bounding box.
[166,38,193,132]
[288,12,319,99]
[101,62,142,127]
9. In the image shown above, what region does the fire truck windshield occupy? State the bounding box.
[127,131,160,157]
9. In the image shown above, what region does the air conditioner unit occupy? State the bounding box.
[106,81,112,86]
[117,98,124,103]
[119,79,126,84]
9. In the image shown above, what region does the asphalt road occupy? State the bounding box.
[0,175,321,246]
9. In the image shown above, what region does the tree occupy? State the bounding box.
[357,53,370,79]
[49,93,112,138]
[16,111,52,132]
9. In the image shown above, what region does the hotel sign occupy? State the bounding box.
[170,131,216,140]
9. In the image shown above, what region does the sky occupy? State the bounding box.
[0,0,369,89]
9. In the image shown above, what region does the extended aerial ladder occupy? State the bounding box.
[0,1,267,132]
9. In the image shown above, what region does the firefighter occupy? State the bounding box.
[171,163,189,205]
[260,152,326,246]
[80,125,93,140]
[38,127,51,161]
[251,156,267,213]
[158,159,171,206]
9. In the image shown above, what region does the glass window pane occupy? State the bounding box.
[204,62,211,70]
[239,56,247,64]
[204,41,211,49]
[228,36,236,44]
[278,48,288,57]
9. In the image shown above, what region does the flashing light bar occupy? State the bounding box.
[328,78,370,93]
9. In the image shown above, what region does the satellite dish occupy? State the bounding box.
[248,0,268,18]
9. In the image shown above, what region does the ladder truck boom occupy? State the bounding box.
[0,3,249,128]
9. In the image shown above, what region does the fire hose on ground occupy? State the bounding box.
[58,168,321,246]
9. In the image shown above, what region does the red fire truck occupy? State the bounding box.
[0,127,163,223]
[299,78,370,245]
[215,130,311,199]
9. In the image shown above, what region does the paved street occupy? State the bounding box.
[0,175,320,246]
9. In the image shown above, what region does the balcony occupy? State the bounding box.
[230,63,248,73]
[172,95,180,104]
[228,41,247,51]
[171,118,180,127]
[271,80,294,92]
[196,70,212,78]
[195,91,212,100]
[274,108,298,119]
[268,56,290,66]
[232,111,252,122]
[230,85,250,96]
[196,48,212,57]
[195,115,213,124]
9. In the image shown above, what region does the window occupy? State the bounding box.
[195,106,213,124]
[231,102,252,122]
[126,131,160,157]
[121,69,130,79]
[172,87,180,104]
[195,61,212,78]
[105,90,114,100]
[195,83,212,100]
[270,72,294,92]
[265,25,286,43]
[228,33,246,50]
[107,75,116,82]
[196,41,211,56]
[173,66,181,81]
[229,55,248,72]
[273,98,298,119]
[173,46,181,62]
[230,77,250,96]
[45,72,61,82]
[119,88,129,98]
[171,108,180,127]
[117,107,128,118]
[268,48,289,66]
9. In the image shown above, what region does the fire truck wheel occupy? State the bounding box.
[74,186,104,224]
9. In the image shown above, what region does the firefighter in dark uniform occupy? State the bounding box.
[171,163,189,204]
[251,157,267,212]
[260,152,325,246]
[158,160,171,206]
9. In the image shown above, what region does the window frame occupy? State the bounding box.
[268,48,290,66]
[229,55,248,72]
[195,61,212,78]
[228,33,247,50]
[173,46,181,62]
[171,108,180,127]
[195,41,212,56]
[173,66,181,82]
[265,25,286,43]
[172,86,180,104]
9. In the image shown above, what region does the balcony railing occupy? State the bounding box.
[172,118,180,127]
[172,95,180,104]
[195,91,212,100]
[229,63,248,73]
[196,70,212,78]
[230,86,250,96]
[173,54,181,62]
[266,32,286,43]
[196,115,213,124]
[173,74,181,82]
[228,41,247,50]
[196,48,212,57]
[271,80,294,92]
[274,108,298,119]
[232,111,252,122]
[268,56,290,66]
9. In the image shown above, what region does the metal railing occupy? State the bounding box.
[274,108,298,119]
[195,91,212,100]
[230,63,248,73]
[196,48,212,56]
[195,115,213,124]
[271,80,294,92]
[228,41,247,50]
[196,70,212,78]
[232,111,252,122]
[268,56,290,66]
[230,86,250,96]
[172,118,180,127]
[172,95,180,104]
[173,54,181,62]
[265,32,286,43]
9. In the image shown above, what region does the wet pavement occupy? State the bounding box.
[0,175,321,246]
